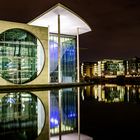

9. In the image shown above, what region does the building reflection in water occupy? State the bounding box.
[50,88,77,136]
[0,92,45,140]
[80,84,140,140]
[82,84,140,103]
[1,85,140,139]
[0,88,78,140]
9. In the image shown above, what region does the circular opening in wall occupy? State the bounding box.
[0,92,45,140]
[0,28,45,84]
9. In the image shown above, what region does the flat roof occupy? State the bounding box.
[28,3,91,35]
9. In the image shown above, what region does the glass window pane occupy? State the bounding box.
[0,29,45,84]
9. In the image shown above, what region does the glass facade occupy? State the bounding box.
[0,92,45,139]
[50,88,77,135]
[0,29,44,84]
[49,34,77,83]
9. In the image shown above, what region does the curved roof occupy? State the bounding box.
[28,3,91,35]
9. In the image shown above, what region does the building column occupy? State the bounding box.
[77,28,80,82]
[58,14,61,83]
[47,25,50,83]
[58,15,62,140]
[77,28,80,139]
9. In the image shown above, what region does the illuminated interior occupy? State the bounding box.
[49,34,76,83]
[28,3,91,83]
[0,28,44,84]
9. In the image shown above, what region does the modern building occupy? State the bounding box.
[81,58,140,79]
[80,59,126,78]
[0,3,91,86]
[126,57,140,76]
[98,59,125,77]
[0,3,92,140]
[80,62,98,78]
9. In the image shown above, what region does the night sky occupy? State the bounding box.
[0,0,140,62]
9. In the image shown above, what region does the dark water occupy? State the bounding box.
[80,84,140,140]
[0,84,140,139]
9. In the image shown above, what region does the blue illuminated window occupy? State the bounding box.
[49,34,76,83]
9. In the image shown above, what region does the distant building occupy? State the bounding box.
[80,58,140,79]
[126,57,140,76]
[98,59,125,77]
[80,62,97,78]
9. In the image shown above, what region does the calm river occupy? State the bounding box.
[0,84,140,140]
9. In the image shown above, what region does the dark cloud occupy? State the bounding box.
[0,0,140,62]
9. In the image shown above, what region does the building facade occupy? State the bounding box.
[98,59,125,77]
[0,21,48,85]
[0,3,92,140]
[81,62,97,77]
[81,58,140,79]
[49,34,77,83]
[126,57,140,76]
[0,3,91,85]
[81,59,125,78]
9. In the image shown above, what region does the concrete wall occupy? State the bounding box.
[0,20,48,85]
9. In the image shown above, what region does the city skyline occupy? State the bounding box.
[0,0,140,61]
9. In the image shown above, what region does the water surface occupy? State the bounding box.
[81,84,140,140]
[0,84,140,140]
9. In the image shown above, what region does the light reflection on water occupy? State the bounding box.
[0,88,78,140]
[82,84,140,103]
[50,88,77,135]
[81,84,140,140]
[0,92,45,140]
[1,84,140,139]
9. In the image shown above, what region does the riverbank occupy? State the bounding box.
[1,76,140,92]
[0,82,92,92]
[90,76,140,85]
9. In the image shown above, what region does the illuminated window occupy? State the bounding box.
[0,29,44,84]
[49,34,76,83]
